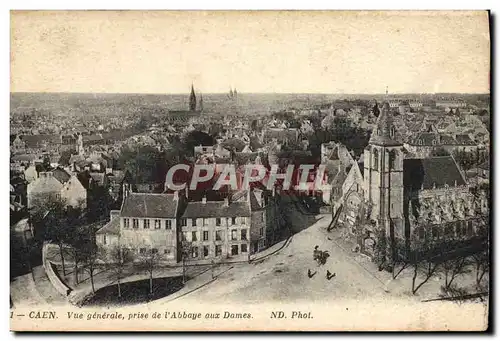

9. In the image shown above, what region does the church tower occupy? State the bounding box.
[199,93,204,112]
[189,84,197,112]
[363,102,404,240]
[76,133,84,156]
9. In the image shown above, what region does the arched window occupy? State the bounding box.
[390,126,395,137]
[373,149,379,170]
[389,150,397,170]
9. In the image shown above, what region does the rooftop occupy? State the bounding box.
[182,200,251,218]
[121,193,178,218]
[403,156,467,192]
[96,217,120,235]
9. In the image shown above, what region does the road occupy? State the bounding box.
[166,216,388,304]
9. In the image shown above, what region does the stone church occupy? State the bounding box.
[329,102,488,257]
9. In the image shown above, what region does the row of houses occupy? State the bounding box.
[96,187,279,264]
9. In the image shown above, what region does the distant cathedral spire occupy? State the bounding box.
[199,93,204,112]
[189,84,197,112]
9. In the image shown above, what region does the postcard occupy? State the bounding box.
[10,10,490,331]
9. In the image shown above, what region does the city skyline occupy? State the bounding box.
[11,11,490,94]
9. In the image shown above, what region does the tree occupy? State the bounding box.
[373,227,387,269]
[181,130,215,155]
[222,139,246,153]
[33,195,71,276]
[139,249,162,295]
[250,120,259,132]
[107,247,134,298]
[180,241,192,284]
[81,240,101,294]
[471,250,489,291]
[409,229,441,295]
[391,237,410,280]
[66,226,87,285]
[438,254,470,291]
[117,145,169,184]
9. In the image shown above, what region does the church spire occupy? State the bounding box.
[189,84,197,112]
[369,102,402,146]
[199,93,204,112]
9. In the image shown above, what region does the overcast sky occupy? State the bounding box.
[11,11,490,94]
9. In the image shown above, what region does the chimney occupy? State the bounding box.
[202,196,207,204]
[110,210,120,221]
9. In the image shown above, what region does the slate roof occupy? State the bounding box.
[96,217,120,235]
[120,193,177,218]
[403,156,466,192]
[182,200,251,218]
[52,168,71,184]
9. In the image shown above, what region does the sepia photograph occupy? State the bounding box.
[9,10,491,331]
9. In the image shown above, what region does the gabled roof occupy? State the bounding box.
[96,217,120,235]
[182,200,251,218]
[120,193,177,218]
[403,156,466,191]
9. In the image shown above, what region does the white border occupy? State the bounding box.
[2,1,497,340]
